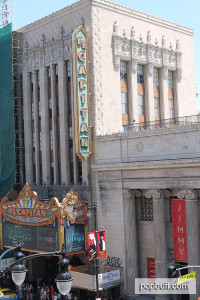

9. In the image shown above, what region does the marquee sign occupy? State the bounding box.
[72,27,91,160]
[0,183,59,226]
[171,199,188,262]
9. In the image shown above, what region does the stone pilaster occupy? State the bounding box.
[33,70,40,185]
[128,60,139,124]
[144,63,154,122]
[123,189,140,295]
[145,189,170,300]
[50,64,58,185]
[58,60,70,185]
[40,66,51,185]
[23,72,33,184]
[160,66,169,120]
[177,189,200,300]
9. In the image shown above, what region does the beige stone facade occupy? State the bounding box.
[17,0,199,298]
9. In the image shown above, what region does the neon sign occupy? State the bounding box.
[72,27,91,160]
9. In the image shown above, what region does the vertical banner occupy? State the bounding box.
[147,257,156,278]
[72,27,91,160]
[171,199,188,262]
[97,230,106,259]
[88,231,106,260]
[88,232,96,261]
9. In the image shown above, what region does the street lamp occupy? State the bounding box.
[0,243,73,295]
[87,202,100,299]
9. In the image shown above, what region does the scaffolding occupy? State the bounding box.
[12,30,25,188]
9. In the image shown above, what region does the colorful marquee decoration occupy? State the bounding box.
[72,27,91,160]
[0,183,60,226]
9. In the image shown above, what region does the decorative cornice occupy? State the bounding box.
[112,22,182,75]
[22,28,72,71]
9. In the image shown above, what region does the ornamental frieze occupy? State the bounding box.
[22,28,72,72]
[112,22,182,77]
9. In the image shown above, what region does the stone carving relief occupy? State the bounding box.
[22,27,72,72]
[112,22,182,78]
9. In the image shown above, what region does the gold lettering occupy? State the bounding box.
[179,215,181,222]
[78,64,86,75]
[80,108,87,119]
[79,79,87,89]
[178,237,184,244]
[80,94,85,104]
[178,204,181,211]
[80,123,88,132]
[179,249,184,255]
[80,137,88,147]
[177,226,183,233]
[78,51,85,62]
[21,209,26,216]
[77,37,86,49]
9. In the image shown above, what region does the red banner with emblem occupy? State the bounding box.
[147,257,156,278]
[171,199,188,262]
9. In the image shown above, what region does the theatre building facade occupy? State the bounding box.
[7,0,199,298]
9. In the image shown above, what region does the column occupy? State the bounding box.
[128,60,139,124]
[174,70,181,118]
[123,189,140,295]
[177,189,200,300]
[33,70,40,185]
[58,60,70,185]
[144,63,154,123]
[145,189,169,300]
[51,64,59,184]
[40,66,51,185]
[160,66,169,120]
[23,72,33,184]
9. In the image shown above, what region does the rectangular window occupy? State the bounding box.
[32,102,34,120]
[169,99,175,118]
[168,71,173,89]
[32,132,35,151]
[153,68,159,87]
[121,93,128,114]
[38,101,41,119]
[39,132,42,151]
[137,65,144,84]
[37,70,40,88]
[120,61,127,81]
[67,61,71,81]
[138,95,144,115]
[154,97,160,117]
[49,99,52,119]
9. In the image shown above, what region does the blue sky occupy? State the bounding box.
[14,0,200,111]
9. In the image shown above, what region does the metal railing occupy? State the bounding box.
[123,114,200,133]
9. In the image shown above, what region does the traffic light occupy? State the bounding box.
[168,266,177,278]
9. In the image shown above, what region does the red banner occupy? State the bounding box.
[147,257,156,278]
[171,199,188,262]
[88,232,97,261]
[97,230,106,259]
[88,231,106,260]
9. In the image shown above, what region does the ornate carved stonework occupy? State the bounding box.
[22,29,72,72]
[113,23,182,78]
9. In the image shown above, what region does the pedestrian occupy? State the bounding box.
[54,293,57,300]
[50,285,54,300]
[26,284,30,300]
[29,285,34,300]
[46,286,50,300]
[66,292,72,300]
[40,287,46,300]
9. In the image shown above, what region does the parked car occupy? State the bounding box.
[0,288,18,300]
